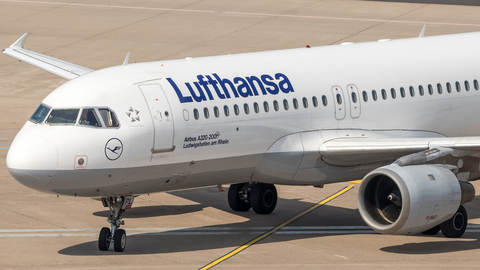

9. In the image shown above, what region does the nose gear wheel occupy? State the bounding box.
[98,196,134,252]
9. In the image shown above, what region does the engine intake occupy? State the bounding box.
[358,164,475,235]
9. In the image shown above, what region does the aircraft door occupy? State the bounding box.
[139,84,175,153]
[346,84,361,118]
[331,86,346,120]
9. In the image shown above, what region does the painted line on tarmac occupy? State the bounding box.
[2,0,480,27]
[199,184,356,270]
[3,226,480,238]
[2,223,480,237]
[0,225,375,237]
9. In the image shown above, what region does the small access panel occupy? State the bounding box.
[139,84,175,153]
[346,84,361,118]
[331,86,346,120]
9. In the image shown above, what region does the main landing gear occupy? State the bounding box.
[421,205,468,238]
[228,182,277,214]
[98,196,134,252]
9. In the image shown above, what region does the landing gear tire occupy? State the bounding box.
[421,225,441,235]
[440,205,467,238]
[98,227,111,251]
[228,183,251,211]
[114,229,127,252]
[98,196,134,252]
[251,183,277,214]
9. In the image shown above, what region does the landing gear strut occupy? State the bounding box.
[98,196,134,252]
[228,182,277,214]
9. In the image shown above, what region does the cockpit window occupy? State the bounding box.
[99,109,119,127]
[79,109,102,127]
[46,109,79,125]
[29,104,51,124]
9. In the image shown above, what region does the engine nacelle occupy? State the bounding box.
[358,164,475,235]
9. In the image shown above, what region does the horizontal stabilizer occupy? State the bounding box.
[2,33,94,80]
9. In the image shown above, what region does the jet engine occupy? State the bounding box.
[358,164,475,235]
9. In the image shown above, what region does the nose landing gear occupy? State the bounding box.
[98,196,134,252]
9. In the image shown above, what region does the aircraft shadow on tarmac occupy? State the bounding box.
[362,0,480,7]
[382,194,480,255]
[58,187,480,256]
[381,239,480,254]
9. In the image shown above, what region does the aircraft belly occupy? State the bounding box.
[47,154,262,197]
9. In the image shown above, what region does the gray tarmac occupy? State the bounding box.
[2,0,480,269]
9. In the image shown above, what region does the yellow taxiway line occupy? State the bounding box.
[199,183,356,270]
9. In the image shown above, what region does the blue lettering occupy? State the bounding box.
[276,73,294,93]
[168,72,294,103]
[206,75,225,99]
[167,78,193,103]
[186,82,207,102]
[213,74,239,98]
[234,77,253,98]
[260,74,279,95]
[197,75,214,100]
[246,76,266,95]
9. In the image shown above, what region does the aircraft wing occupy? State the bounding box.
[2,33,94,80]
[319,136,480,166]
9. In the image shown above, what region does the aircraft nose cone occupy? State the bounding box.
[7,133,58,190]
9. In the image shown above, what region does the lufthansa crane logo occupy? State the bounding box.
[105,138,123,161]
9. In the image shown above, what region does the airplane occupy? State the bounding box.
[3,29,480,252]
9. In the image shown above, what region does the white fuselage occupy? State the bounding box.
[7,32,480,197]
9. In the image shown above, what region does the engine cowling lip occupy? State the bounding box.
[358,165,411,234]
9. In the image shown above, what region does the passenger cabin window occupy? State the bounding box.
[475,79,479,90]
[254,102,260,113]
[312,96,318,107]
[456,81,461,92]
[193,109,199,120]
[400,87,405,98]
[293,98,299,109]
[381,89,387,100]
[80,108,102,127]
[428,84,433,95]
[465,80,470,91]
[336,94,342,104]
[419,85,424,96]
[321,95,327,106]
[30,104,51,124]
[372,90,377,101]
[214,106,220,118]
[264,101,269,112]
[409,86,415,97]
[302,97,308,108]
[447,82,452,93]
[204,107,210,119]
[46,109,79,125]
[274,100,279,111]
[390,88,396,99]
[362,91,368,102]
[234,104,240,115]
[224,105,230,117]
[351,92,358,103]
[244,103,250,114]
[437,83,443,94]
[283,99,289,110]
